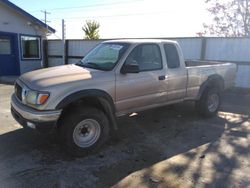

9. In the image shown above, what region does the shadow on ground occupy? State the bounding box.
[0,90,249,188]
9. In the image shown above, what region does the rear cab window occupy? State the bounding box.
[164,43,180,69]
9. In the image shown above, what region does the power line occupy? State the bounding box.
[49,10,167,20]
[30,0,143,12]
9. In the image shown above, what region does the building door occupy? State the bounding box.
[0,32,19,76]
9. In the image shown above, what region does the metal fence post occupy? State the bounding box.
[65,40,69,64]
[200,37,207,61]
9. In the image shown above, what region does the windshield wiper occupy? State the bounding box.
[76,61,107,71]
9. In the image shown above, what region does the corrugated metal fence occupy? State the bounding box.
[45,37,250,88]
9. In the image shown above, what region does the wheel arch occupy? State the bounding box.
[196,74,224,100]
[56,89,117,130]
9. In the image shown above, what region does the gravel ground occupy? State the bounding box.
[0,84,249,188]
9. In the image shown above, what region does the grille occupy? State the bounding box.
[15,83,22,101]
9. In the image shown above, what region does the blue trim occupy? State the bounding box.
[1,0,55,33]
[0,31,20,75]
[19,34,42,61]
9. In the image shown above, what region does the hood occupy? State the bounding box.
[20,64,111,90]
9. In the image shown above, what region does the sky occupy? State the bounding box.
[9,0,211,39]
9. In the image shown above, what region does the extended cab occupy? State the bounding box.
[11,39,237,156]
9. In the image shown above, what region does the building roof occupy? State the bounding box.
[1,0,55,33]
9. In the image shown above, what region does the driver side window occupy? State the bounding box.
[124,44,162,72]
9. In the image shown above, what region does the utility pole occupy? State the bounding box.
[62,19,66,40]
[41,10,51,34]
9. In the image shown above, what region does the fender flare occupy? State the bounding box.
[196,74,224,100]
[56,89,117,130]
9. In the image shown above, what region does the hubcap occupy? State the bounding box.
[207,93,219,112]
[73,119,101,148]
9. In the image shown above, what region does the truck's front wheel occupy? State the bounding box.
[60,107,110,157]
[196,88,221,118]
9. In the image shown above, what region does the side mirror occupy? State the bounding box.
[121,64,140,74]
[120,64,139,74]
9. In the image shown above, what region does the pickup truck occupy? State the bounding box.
[11,39,237,156]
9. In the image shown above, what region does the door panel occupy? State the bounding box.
[0,33,19,76]
[116,70,166,113]
[165,69,187,101]
[163,43,187,101]
[115,43,167,113]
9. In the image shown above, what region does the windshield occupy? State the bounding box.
[77,42,129,71]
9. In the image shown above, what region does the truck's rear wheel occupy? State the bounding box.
[60,107,110,157]
[196,88,221,117]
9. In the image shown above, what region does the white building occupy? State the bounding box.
[0,0,55,76]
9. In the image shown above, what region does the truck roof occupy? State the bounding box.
[103,39,178,44]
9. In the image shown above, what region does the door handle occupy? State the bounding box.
[158,75,165,80]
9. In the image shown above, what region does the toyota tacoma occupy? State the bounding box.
[11,39,237,156]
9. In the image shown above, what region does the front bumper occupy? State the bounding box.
[11,94,62,133]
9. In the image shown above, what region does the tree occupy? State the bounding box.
[82,20,100,39]
[199,0,250,37]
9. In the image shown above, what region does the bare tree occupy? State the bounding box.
[82,20,100,39]
[199,0,250,37]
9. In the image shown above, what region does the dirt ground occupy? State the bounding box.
[0,84,249,188]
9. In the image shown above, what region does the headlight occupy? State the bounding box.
[25,90,50,105]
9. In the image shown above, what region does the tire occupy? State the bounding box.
[59,106,110,157]
[195,87,221,118]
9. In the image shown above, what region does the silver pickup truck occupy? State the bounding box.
[11,39,237,156]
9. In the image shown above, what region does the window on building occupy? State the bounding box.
[0,38,11,54]
[21,35,40,59]
[164,43,180,69]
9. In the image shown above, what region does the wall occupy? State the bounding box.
[0,2,46,74]
[205,38,250,62]
[46,38,250,88]
[47,40,102,67]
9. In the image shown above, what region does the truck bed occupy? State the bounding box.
[184,60,237,100]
